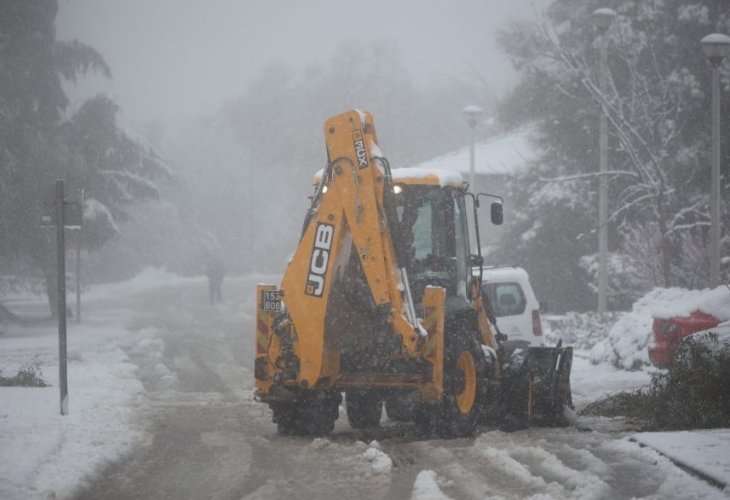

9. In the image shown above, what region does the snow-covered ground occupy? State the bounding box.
[633,430,730,489]
[1,270,729,499]
[0,269,199,499]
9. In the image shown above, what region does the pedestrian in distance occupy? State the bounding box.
[205,255,225,305]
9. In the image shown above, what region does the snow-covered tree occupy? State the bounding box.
[497,0,730,309]
[0,0,170,315]
[0,0,109,268]
[64,95,171,249]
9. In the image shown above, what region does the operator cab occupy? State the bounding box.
[392,183,470,302]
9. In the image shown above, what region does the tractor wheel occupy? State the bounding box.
[384,394,413,422]
[271,392,341,436]
[438,331,489,437]
[346,389,383,429]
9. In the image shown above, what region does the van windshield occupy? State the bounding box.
[482,282,526,317]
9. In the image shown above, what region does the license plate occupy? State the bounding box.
[262,290,282,312]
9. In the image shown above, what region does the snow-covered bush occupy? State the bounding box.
[590,286,730,370]
[543,312,620,350]
[0,361,48,387]
[584,334,730,430]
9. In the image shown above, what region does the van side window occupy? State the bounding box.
[482,282,526,317]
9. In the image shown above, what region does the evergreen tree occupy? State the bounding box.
[0,0,110,267]
[0,0,170,314]
[63,95,171,249]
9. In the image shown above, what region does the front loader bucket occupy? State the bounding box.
[498,341,573,429]
[525,342,573,426]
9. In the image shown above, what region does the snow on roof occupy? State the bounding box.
[312,167,466,188]
[407,126,538,176]
[391,167,465,187]
[650,285,730,321]
[472,266,529,281]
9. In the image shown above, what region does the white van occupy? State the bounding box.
[473,266,544,346]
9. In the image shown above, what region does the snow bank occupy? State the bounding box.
[85,266,200,301]
[0,320,151,499]
[363,440,393,474]
[589,286,730,370]
[411,470,453,500]
[632,430,730,489]
[607,438,730,499]
[589,308,653,370]
[543,312,620,350]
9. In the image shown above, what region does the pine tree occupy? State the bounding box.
[0,0,170,315]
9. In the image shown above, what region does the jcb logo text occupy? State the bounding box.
[305,223,334,297]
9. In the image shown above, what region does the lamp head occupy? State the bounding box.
[462,105,483,129]
[592,8,616,34]
[701,33,730,67]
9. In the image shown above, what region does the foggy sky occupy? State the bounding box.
[56,0,549,134]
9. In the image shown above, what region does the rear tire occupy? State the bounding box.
[384,394,413,422]
[346,389,383,428]
[271,392,341,436]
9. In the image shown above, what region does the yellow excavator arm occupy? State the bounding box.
[260,109,441,392]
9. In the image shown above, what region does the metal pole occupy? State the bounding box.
[710,63,721,288]
[469,125,476,190]
[76,189,83,323]
[55,180,68,416]
[597,31,609,313]
[76,229,81,323]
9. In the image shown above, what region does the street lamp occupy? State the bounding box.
[592,7,615,314]
[701,33,730,288]
[462,105,483,189]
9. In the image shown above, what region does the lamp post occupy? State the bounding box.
[593,7,615,313]
[701,33,730,288]
[462,105,483,189]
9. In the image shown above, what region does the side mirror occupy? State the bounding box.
[491,202,503,225]
[469,254,483,267]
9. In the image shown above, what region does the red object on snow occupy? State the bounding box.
[648,311,720,368]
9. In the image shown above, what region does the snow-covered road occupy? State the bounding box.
[2,274,727,499]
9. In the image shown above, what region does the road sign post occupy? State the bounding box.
[75,189,84,324]
[42,182,83,416]
[55,180,69,416]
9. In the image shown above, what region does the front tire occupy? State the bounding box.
[439,332,488,437]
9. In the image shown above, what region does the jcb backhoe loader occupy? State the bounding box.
[254,109,572,436]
